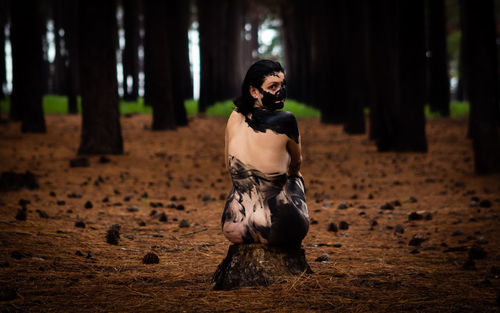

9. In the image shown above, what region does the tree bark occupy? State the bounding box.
[10,0,46,132]
[144,0,177,130]
[369,0,427,152]
[344,0,367,134]
[0,0,7,102]
[52,0,67,95]
[428,0,450,116]
[122,0,139,101]
[62,0,79,114]
[78,0,123,154]
[167,0,190,126]
[462,0,500,174]
[213,243,312,290]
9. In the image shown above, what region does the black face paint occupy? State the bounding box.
[258,86,287,110]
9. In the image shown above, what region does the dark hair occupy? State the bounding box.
[234,59,285,115]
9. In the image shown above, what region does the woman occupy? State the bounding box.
[222,60,309,248]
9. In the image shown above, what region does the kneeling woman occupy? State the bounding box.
[222,60,309,248]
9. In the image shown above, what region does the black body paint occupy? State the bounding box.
[238,107,300,144]
[221,156,309,248]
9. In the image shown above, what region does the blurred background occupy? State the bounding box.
[0,0,499,172]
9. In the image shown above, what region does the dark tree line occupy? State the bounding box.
[280,0,498,173]
[5,0,193,154]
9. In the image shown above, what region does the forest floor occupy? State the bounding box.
[0,114,499,312]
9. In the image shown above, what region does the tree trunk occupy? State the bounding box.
[167,0,189,126]
[344,0,367,134]
[10,0,46,132]
[144,0,177,130]
[78,0,123,154]
[52,0,67,95]
[62,0,79,114]
[428,0,450,116]
[370,0,427,152]
[122,0,139,101]
[0,0,7,102]
[213,243,312,290]
[462,0,500,174]
[197,0,219,112]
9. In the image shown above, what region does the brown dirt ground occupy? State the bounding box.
[0,114,499,312]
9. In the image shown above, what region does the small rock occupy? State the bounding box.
[75,250,84,256]
[49,191,56,197]
[327,222,338,232]
[141,192,148,198]
[219,193,227,200]
[468,245,487,260]
[408,212,423,221]
[127,205,139,212]
[202,194,211,202]
[451,229,464,236]
[339,221,349,230]
[67,193,82,198]
[99,156,111,163]
[84,201,93,209]
[179,219,190,228]
[315,254,331,262]
[368,193,374,199]
[333,243,342,248]
[142,252,159,264]
[476,236,488,245]
[310,218,318,224]
[469,200,479,207]
[123,195,131,202]
[158,212,168,222]
[15,207,27,221]
[0,171,39,191]
[337,201,348,210]
[0,287,17,301]
[479,199,491,208]
[75,221,86,228]
[138,221,146,227]
[57,200,66,205]
[106,226,120,245]
[69,157,89,167]
[11,250,32,259]
[380,202,394,211]
[19,199,30,207]
[0,260,10,268]
[149,210,157,216]
[491,266,500,275]
[394,224,405,234]
[36,209,49,218]
[409,196,418,203]
[409,234,427,246]
[176,204,185,211]
[462,258,476,270]
[391,200,401,206]
[410,248,420,254]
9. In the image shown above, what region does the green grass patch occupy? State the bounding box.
[0,94,468,119]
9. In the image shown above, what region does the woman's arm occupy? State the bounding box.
[286,135,302,177]
[224,124,229,170]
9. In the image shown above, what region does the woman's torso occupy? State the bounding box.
[226,109,291,175]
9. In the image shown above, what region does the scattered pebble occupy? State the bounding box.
[19,199,30,207]
[57,200,66,205]
[337,201,348,210]
[409,234,427,246]
[339,221,349,230]
[36,209,49,218]
[75,250,84,256]
[327,222,338,232]
[451,229,464,236]
[158,213,168,222]
[99,156,111,163]
[409,196,418,203]
[0,287,17,301]
[67,193,82,198]
[462,258,476,270]
[142,252,159,264]
[380,202,394,211]
[75,221,86,228]
[479,199,491,208]
[106,225,120,245]
[176,204,185,211]
[394,224,405,234]
[84,201,93,209]
[127,205,139,212]
[315,254,331,262]
[0,171,39,191]
[69,157,89,167]
[15,208,27,221]
[468,245,487,260]
[0,260,10,268]
[11,250,32,259]
[138,221,146,227]
[310,218,318,224]
[179,219,190,228]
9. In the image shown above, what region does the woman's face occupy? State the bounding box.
[250,72,287,108]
